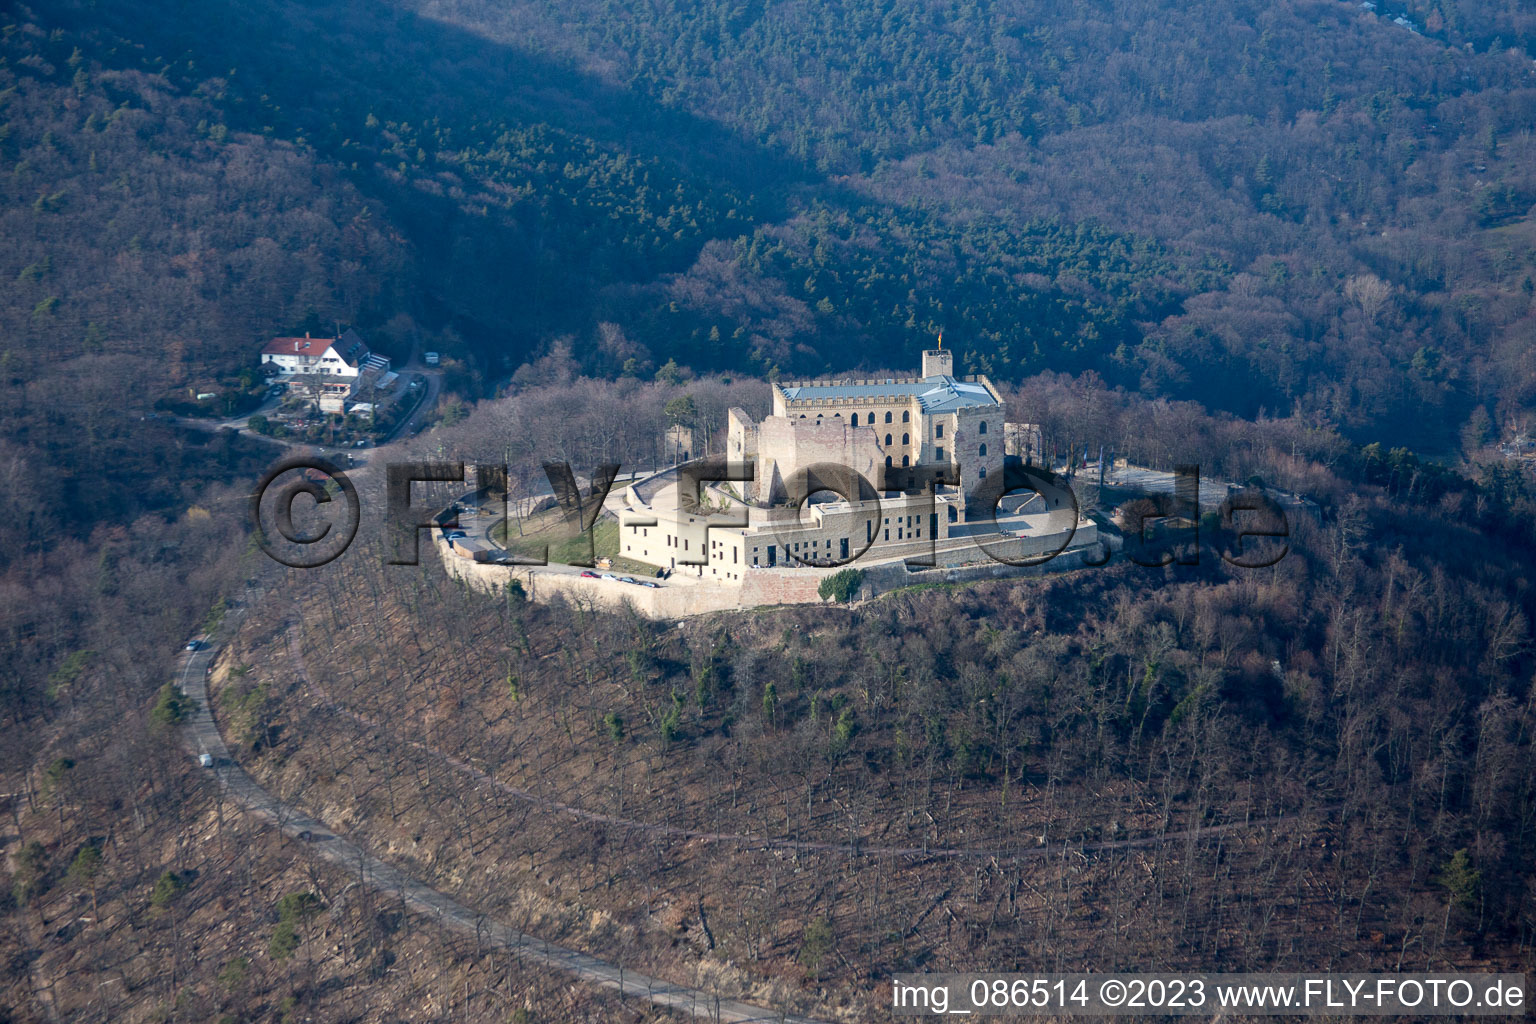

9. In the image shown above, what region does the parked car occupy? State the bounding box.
[580,570,600,578]
[635,580,660,588]
[599,573,618,581]
[184,639,201,651]
[198,753,214,768]
[443,530,467,541]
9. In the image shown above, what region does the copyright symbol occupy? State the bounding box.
[249,457,360,568]
[1100,979,1127,1007]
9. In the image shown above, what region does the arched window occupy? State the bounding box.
[885,455,893,468]
[902,455,910,467]
[885,411,893,423]
[885,433,892,446]
[978,421,988,434]
[979,443,987,457]
[902,433,909,445]
[850,413,859,426]
[902,410,910,422]
[979,467,987,480]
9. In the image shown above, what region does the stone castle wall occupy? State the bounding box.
[436,527,1108,620]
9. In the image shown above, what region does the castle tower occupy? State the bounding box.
[921,347,953,378]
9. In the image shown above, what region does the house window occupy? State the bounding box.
[979,421,988,434]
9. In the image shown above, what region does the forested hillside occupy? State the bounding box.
[198,380,1536,1020]
[2,0,1535,1016]
[11,0,1534,448]
[402,0,1536,440]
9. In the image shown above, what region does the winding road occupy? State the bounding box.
[177,588,829,1024]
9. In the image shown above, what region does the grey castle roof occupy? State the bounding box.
[778,375,999,414]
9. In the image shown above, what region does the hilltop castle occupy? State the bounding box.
[617,349,1086,582]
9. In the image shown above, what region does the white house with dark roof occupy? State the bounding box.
[261,329,384,378]
[261,329,390,413]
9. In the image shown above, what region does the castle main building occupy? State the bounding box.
[616,349,1091,583]
[746,346,1003,508]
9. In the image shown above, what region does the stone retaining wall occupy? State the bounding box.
[434,531,1112,620]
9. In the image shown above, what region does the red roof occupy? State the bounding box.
[263,335,334,357]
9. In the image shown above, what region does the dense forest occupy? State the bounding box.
[2,0,1535,1018]
[7,0,1531,445]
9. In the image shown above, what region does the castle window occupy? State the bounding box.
[979,468,987,480]
[902,433,909,445]
[850,413,859,426]
[902,410,910,422]
[885,455,893,467]
[979,443,987,457]
[885,433,892,446]
[885,411,892,423]
[936,423,944,438]
[902,455,910,467]
[978,421,988,434]
[936,446,945,461]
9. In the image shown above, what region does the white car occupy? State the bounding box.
[184,639,201,652]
